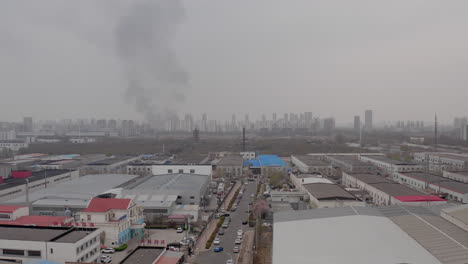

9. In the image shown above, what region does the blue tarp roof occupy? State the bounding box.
[243,155,286,167]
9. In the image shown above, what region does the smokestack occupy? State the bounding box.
[434,113,438,152]
[242,127,246,152]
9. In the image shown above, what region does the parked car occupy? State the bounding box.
[213,246,224,252]
[242,220,248,225]
[237,230,243,236]
[237,235,243,240]
[218,229,225,235]
[226,259,234,264]
[231,207,237,212]
[250,194,254,198]
[213,238,221,245]
[176,227,183,233]
[235,239,242,245]
[233,246,240,253]
[100,255,112,263]
[101,248,115,254]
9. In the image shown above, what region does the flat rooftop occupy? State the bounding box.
[362,155,419,165]
[126,173,209,192]
[293,155,330,166]
[348,173,429,197]
[0,226,96,243]
[121,247,164,264]
[86,156,136,166]
[217,155,244,166]
[402,172,468,194]
[448,171,468,176]
[434,153,468,162]
[302,183,357,200]
[3,174,137,204]
[327,155,372,167]
[0,169,72,191]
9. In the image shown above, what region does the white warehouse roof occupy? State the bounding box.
[274,207,442,264]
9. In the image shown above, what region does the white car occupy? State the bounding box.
[101,248,115,254]
[100,255,112,263]
[233,246,240,253]
[226,259,234,264]
[213,238,221,245]
[176,227,184,233]
[237,235,243,240]
[235,238,241,245]
[237,230,243,236]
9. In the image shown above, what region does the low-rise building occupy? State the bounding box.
[244,155,287,175]
[0,141,28,151]
[290,173,333,192]
[240,151,256,160]
[79,198,145,247]
[302,182,363,208]
[216,155,244,177]
[359,155,423,174]
[342,172,446,206]
[83,156,141,174]
[325,155,376,174]
[0,225,102,263]
[0,205,73,226]
[442,170,468,183]
[441,204,468,232]
[414,152,468,172]
[394,172,468,203]
[270,191,309,203]
[291,155,332,175]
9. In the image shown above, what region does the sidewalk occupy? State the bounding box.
[238,230,254,264]
[193,181,241,254]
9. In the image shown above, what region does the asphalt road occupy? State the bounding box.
[195,179,258,264]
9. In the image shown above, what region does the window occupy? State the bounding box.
[87,215,91,221]
[168,169,173,173]
[50,248,53,254]
[28,250,41,257]
[179,169,184,173]
[0,214,10,219]
[190,169,195,173]
[3,249,25,256]
[190,196,195,199]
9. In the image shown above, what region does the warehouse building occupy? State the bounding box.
[0,169,79,202]
[325,155,376,173]
[291,155,332,176]
[414,152,468,172]
[244,155,287,175]
[2,174,138,216]
[359,155,423,174]
[302,183,363,208]
[443,170,468,183]
[216,155,244,177]
[441,204,468,232]
[274,205,468,264]
[83,156,141,174]
[0,225,102,263]
[342,172,446,206]
[394,172,468,203]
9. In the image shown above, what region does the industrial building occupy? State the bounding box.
[393,172,468,203]
[0,169,79,202]
[291,155,332,175]
[0,140,28,151]
[0,225,102,263]
[441,204,468,232]
[302,183,363,208]
[2,174,138,216]
[414,152,468,172]
[443,170,468,183]
[359,155,423,174]
[116,173,211,221]
[342,172,447,206]
[82,156,141,174]
[244,155,287,175]
[325,155,376,174]
[216,155,244,177]
[274,205,468,264]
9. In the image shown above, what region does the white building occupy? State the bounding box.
[291,155,332,175]
[69,138,97,144]
[342,172,447,206]
[79,198,145,247]
[149,165,212,179]
[240,152,255,160]
[393,172,468,203]
[414,152,468,172]
[443,170,468,183]
[359,155,423,174]
[0,141,28,151]
[0,131,16,141]
[0,225,102,263]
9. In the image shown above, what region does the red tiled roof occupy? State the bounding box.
[0,215,71,227]
[395,195,446,202]
[0,205,27,213]
[81,198,132,213]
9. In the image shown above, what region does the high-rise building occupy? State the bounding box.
[364,110,373,129]
[454,117,468,140]
[23,117,33,132]
[202,113,207,132]
[284,113,288,122]
[354,116,361,131]
[272,113,277,122]
[323,118,335,131]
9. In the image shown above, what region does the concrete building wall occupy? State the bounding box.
[152,165,212,178]
[442,171,468,183]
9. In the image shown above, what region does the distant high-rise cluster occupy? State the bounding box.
[454,117,468,141]
[364,110,373,130]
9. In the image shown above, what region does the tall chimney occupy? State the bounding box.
[242,127,246,152]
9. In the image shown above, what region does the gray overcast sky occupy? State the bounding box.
[1,0,467,124]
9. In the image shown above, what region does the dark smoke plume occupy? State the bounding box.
[115,0,188,129]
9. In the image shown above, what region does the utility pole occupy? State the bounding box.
[44,170,47,188]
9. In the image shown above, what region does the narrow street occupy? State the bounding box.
[194,180,258,264]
